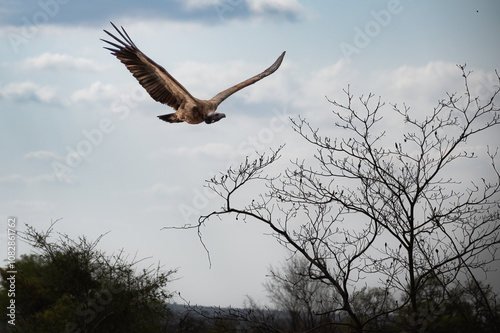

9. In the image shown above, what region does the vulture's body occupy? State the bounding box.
[101,22,285,124]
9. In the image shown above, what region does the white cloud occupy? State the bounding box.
[0,174,24,184]
[0,173,69,185]
[22,52,104,71]
[174,143,238,159]
[0,200,56,215]
[372,61,463,106]
[286,58,357,119]
[174,57,291,103]
[0,81,59,104]
[141,205,175,215]
[24,150,64,161]
[151,142,239,161]
[148,183,183,197]
[247,0,303,15]
[70,81,120,104]
[289,60,475,123]
[174,60,250,99]
[231,60,293,105]
[183,0,304,16]
[183,0,223,9]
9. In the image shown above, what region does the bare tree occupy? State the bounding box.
[264,256,342,331]
[190,65,500,332]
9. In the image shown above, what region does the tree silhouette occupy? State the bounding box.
[0,221,176,332]
[191,65,500,332]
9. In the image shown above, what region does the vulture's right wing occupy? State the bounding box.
[102,22,198,110]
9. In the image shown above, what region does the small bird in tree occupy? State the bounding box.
[102,22,286,124]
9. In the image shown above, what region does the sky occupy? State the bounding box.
[1,0,500,308]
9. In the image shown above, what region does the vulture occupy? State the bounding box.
[101,22,286,124]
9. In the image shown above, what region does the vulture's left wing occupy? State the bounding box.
[209,51,286,106]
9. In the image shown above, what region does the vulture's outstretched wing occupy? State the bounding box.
[209,51,286,106]
[101,22,198,110]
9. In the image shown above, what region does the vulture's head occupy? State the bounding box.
[205,113,226,124]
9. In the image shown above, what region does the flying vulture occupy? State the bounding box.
[102,22,286,124]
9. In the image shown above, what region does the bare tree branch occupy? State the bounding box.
[177,65,500,332]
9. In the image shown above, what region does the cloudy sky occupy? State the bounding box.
[1,0,500,307]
